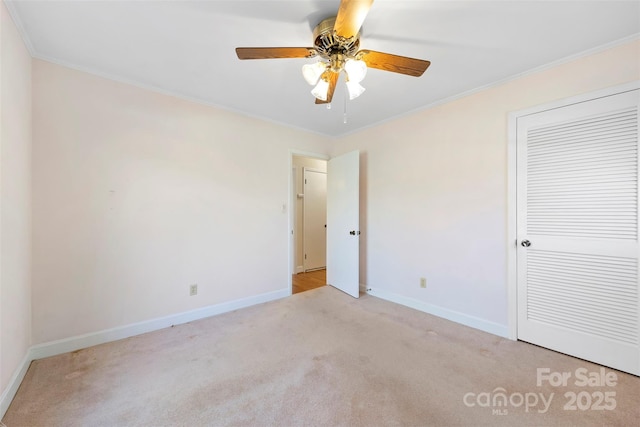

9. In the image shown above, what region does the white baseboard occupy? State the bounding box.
[30,288,289,360]
[366,287,509,338]
[295,265,304,274]
[1,288,288,419]
[0,352,31,419]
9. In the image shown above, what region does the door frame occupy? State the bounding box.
[506,81,640,340]
[288,150,329,295]
[302,167,327,272]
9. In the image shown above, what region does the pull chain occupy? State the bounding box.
[343,88,348,124]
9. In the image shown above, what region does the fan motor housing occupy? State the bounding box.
[313,17,360,60]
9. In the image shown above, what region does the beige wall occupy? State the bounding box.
[292,156,327,273]
[31,60,329,344]
[333,40,640,333]
[0,1,32,394]
[29,40,640,344]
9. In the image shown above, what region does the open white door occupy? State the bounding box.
[327,150,360,298]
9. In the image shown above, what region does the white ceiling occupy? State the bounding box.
[6,0,640,137]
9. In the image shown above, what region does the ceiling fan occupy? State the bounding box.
[235,0,431,104]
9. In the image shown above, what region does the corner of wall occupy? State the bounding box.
[0,354,31,419]
[0,0,34,419]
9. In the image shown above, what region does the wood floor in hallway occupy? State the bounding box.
[292,269,326,294]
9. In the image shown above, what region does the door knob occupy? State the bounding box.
[521,240,531,247]
[349,230,361,236]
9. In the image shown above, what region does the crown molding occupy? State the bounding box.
[3,0,35,55]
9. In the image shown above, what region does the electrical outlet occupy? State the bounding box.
[190,284,198,296]
[420,277,427,288]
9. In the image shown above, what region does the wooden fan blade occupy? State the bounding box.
[359,49,431,77]
[333,0,374,39]
[235,47,317,60]
[315,72,340,104]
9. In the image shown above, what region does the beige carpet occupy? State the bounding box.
[4,286,639,426]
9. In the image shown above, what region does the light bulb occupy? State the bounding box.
[311,78,329,101]
[302,62,327,86]
[346,81,365,100]
[344,59,367,83]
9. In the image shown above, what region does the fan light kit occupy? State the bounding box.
[236,0,430,108]
[301,16,370,102]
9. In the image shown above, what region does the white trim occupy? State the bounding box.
[507,107,519,341]
[337,34,640,138]
[303,167,326,174]
[288,149,330,295]
[4,0,638,140]
[367,287,508,338]
[29,288,288,360]
[3,0,36,55]
[510,81,640,119]
[1,288,288,418]
[506,81,640,343]
[0,352,31,419]
[33,54,333,139]
[290,150,330,161]
[301,167,327,272]
[290,165,297,278]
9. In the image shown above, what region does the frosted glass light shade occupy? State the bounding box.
[302,62,327,85]
[345,59,367,83]
[346,81,365,100]
[311,78,330,101]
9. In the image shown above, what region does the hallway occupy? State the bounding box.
[292,269,326,294]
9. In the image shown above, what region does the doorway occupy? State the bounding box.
[289,150,361,297]
[292,155,328,294]
[292,269,326,294]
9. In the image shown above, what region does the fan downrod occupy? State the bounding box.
[312,17,361,62]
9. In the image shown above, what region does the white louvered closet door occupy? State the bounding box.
[517,89,640,375]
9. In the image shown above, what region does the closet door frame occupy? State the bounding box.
[507,81,640,341]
